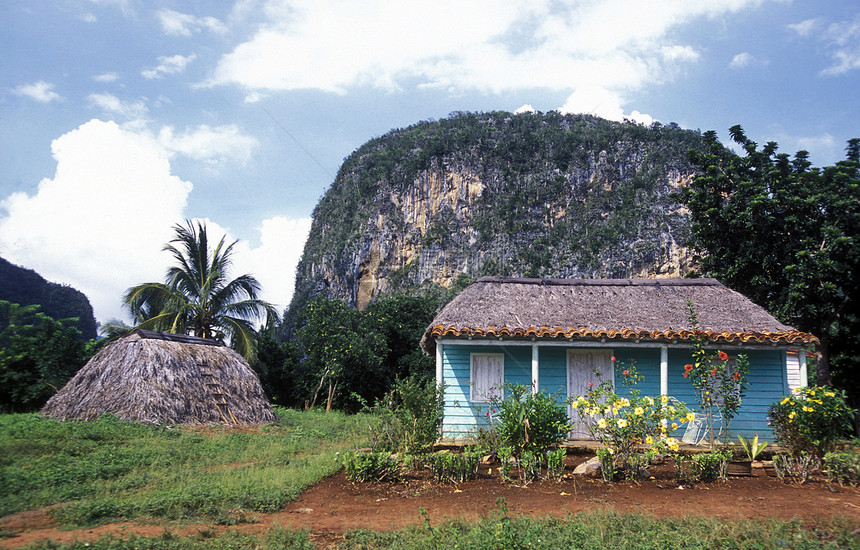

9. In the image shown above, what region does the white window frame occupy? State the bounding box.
[470,353,504,403]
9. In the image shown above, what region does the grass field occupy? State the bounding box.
[2,411,858,549]
[0,408,375,526]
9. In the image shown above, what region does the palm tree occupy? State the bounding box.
[123,221,277,361]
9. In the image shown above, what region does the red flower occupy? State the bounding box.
[733,372,741,380]
[486,411,490,416]
[588,381,594,388]
[718,351,728,361]
[623,370,629,376]
[711,368,717,376]
[611,356,616,362]
[684,364,693,372]
[683,371,689,378]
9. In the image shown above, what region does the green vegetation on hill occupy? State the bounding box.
[0,256,97,340]
[291,111,703,319]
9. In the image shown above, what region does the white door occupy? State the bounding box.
[567,349,614,439]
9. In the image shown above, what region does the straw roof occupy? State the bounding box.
[422,277,817,353]
[41,330,278,425]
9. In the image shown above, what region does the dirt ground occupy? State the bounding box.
[2,455,859,549]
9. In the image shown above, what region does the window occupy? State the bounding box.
[471,353,503,403]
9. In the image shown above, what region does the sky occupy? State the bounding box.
[1,0,858,328]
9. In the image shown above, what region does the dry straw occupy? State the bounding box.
[42,330,277,425]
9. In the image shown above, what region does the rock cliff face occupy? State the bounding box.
[292,112,702,312]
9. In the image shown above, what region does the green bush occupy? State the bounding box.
[824,450,860,486]
[768,386,855,458]
[340,451,401,482]
[370,374,444,454]
[428,450,480,483]
[493,384,570,456]
[687,449,730,482]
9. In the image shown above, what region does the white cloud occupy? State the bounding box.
[514,104,536,114]
[232,216,313,313]
[13,81,64,103]
[0,119,192,323]
[93,72,120,83]
[791,15,860,76]
[87,92,148,119]
[157,9,228,36]
[142,54,197,80]
[559,86,654,125]
[730,52,754,69]
[205,0,766,116]
[788,18,819,37]
[157,124,258,165]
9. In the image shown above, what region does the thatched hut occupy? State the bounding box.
[41,330,278,425]
[422,277,817,442]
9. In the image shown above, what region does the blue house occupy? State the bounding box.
[421,277,817,443]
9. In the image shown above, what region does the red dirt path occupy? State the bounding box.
[2,457,859,549]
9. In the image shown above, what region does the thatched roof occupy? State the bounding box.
[41,330,278,425]
[422,277,817,353]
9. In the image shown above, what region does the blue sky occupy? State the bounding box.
[1,0,858,326]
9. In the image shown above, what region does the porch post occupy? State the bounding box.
[531,344,539,394]
[799,349,808,387]
[660,345,669,396]
[436,341,444,387]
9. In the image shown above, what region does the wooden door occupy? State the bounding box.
[567,349,614,439]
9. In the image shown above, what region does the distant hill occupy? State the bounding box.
[0,256,98,339]
[289,111,704,316]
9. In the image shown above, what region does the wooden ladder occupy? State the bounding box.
[199,359,239,425]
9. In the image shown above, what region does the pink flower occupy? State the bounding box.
[485,411,489,416]
[611,356,616,362]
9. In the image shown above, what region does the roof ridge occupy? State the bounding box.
[475,277,722,287]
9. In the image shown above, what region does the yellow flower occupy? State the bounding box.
[825,392,835,397]
[671,423,679,430]
[809,390,816,396]
[597,418,607,429]
[660,395,669,405]
[617,418,628,428]
[793,387,802,393]
[780,397,789,405]
[645,435,654,445]
[634,407,644,416]
[685,412,695,422]
[572,401,580,409]
[789,411,796,419]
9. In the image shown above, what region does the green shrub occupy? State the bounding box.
[768,386,855,458]
[546,448,566,479]
[340,451,401,482]
[428,450,479,483]
[370,374,444,454]
[687,449,730,482]
[493,384,570,456]
[824,450,860,486]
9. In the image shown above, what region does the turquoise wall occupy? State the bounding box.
[440,341,789,442]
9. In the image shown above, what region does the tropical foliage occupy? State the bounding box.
[0,301,97,412]
[571,361,692,471]
[768,386,855,458]
[682,302,750,445]
[123,221,276,361]
[679,126,860,398]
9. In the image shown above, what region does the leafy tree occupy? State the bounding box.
[297,296,385,411]
[0,301,94,412]
[123,221,277,361]
[680,126,860,392]
[364,294,437,382]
